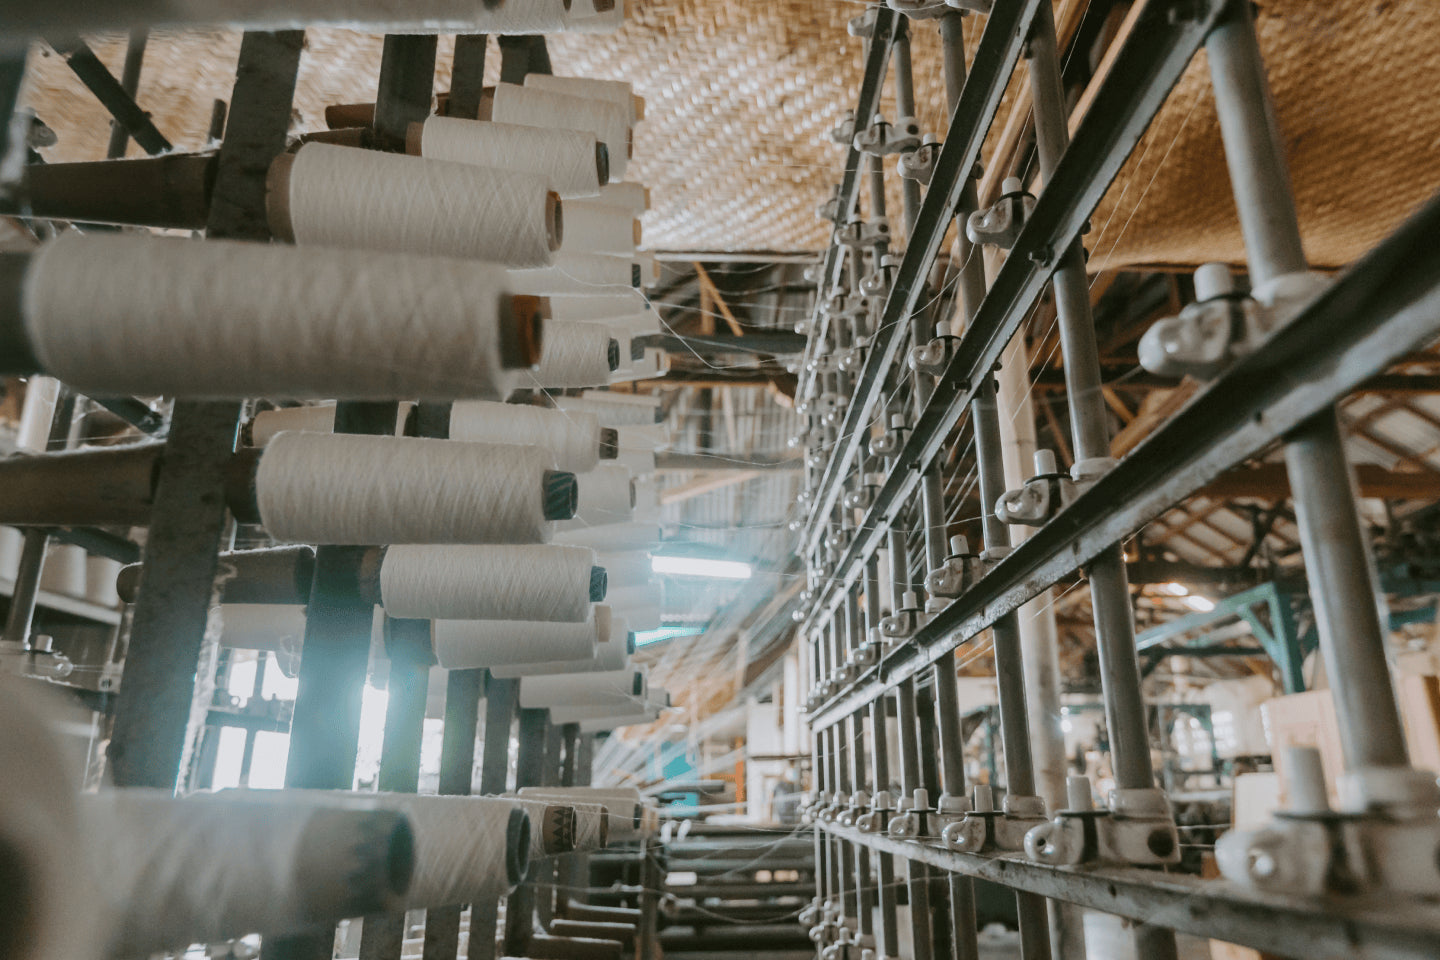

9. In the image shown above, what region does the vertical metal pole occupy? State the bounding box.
[1024,0,1157,797]
[914,685,954,960]
[890,19,923,236]
[109,29,303,792]
[894,678,933,960]
[3,386,74,647]
[105,29,148,158]
[850,707,875,954]
[504,708,550,956]
[373,35,437,149]
[423,668,485,960]
[869,690,902,960]
[470,676,520,960]
[446,35,489,120]
[1205,1,1411,776]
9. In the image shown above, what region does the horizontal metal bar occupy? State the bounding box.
[799,0,1045,559]
[634,332,807,356]
[795,6,896,404]
[800,0,1228,634]
[822,822,1440,960]
[810,181,1440,729]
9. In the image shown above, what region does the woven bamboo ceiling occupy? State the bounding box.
[18,0,1440,264]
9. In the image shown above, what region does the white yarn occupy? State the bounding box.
[227,790,525,908]
[22,234,519,400]
[380,544,595,622]
[564,464,635,527]
[561,199,638,253]
[556,391,661,426]
[549,295,649,322]
[531,319,616,388]
[618,422,669,450]
[578,708,659,732]
[633,477,661,524]
[0,678,98,960]
[489,613,629,677]
[449,400,603,472]
[634,250,659,285]
[523,75,638,125]
[256,433,557,545]
[617,447,657,477]
[431,604,611,670]
[489,83,629,182]
[509,253,636,296]
[516,786,643,841]
[598,181,650,214]
[554,521,660,552]
[287,143,555,268]
[418,118,602,199]
[518,666,645,710]
[594,551,653,589]
[562,0,626,35]
[83,790,406,955]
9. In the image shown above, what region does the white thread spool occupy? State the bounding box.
[561,200,640,254]
[597,181,650,214]
[562,0,626,35]
[413,118,604,199]
[523,75,642,126]
[20,234,535,400]
[39,542,87,597]
[516,786,642,842]
[431,604,611,670]
[449,401,608,473]
[531,320,618,388]
[606,584,661,632]
[487,83,629,182]
[578,708,659,732]
[274,143,559,268]
[84,790,413,956]
[85,555,122,607]
[256,433,569,545]
[549,296,649,323]
[489,624,631,678]
[565,464,635,527]
[510,253,638,296]
[617,447,657,477]
[612,347,667,383]
[0,677,98,960]
[218,603,307,651]
[556,391,662,426]
[633,478,660,524]
[518,666,645,711]
[555,521,660,552]
[380,544,598,622]
[504,799,579,858]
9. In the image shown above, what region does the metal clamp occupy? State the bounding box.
[966,177,1035,250]
[908,319,961,377]
[843,473,885,511]
[996,449,1075,526]
[888,789,934,838]
[942,785,1047,853]
[867,413,907,458]
[848,7,878,37]
[858,790,895,833]
[854,114,923,156]
[817,183,843,222]
[879,591,926,642]
[1215,746,1440,896]
[924,535,985,599]
[897,135,942,183]
[829,117,858,146]
[886,0,951,18]
[834,219,867,250]
[1024,776,1180,866]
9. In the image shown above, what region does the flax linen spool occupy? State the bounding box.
[548,296,649,323]
[559,200,640,254]
[449,401,615,473]
[556,392,662,426]
[14,233,543,400]
[523,75,643,126]
[564,464,635,528]
[506,799,580,858]
[488,615,632,678]
[509,253,639,296]
[518,667,645,711]
[379,544,603,622]
[243,402,414,448]
[597,182,650,214]
[269,144,561,268]
[516,787,644,842]
[531,320,620,388]
[431,604,612,670]
[410,118,606,199]
[482,84,630,183]
[84,790,414,956]
[255,433,575,545]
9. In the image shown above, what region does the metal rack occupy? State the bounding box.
[793,2,1440,959]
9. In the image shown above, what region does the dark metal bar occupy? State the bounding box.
[497,35,552,84]
[422,667,485,960]
[48,37,172,155]
[810,180,1440,730]
[470,675,520,960]
[799,0,1043,561]
[105,29,148,158]
[9,154,216,230]
[373,35,438,149]
[802,0,1230,692]
[447,35,489,119]
[822,821,1440,960]
[504,708,551,955]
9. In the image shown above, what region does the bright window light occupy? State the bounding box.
[1182,595,1215,612]
[651,555,752,580]
[1158,582,1189,597]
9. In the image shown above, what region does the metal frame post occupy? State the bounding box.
[422,667,485,960]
